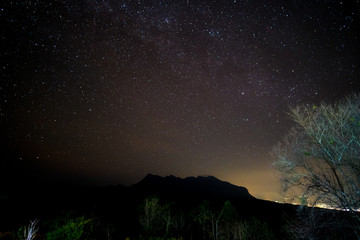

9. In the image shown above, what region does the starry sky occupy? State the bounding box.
[1,0,360,201]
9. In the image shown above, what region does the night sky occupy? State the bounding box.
[1,0,360,201]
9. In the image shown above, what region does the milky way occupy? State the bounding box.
[1,0,360,200]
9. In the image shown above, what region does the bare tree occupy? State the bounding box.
[205,200,237,240]
[161,203,173,235]
[217,201,237,240]
[193,200,227,240]
[283,206,333,240]
[139,196,163,234]
[173,211,186,240]
[103,222,115,240]
[194,201,212,240]
[273,94,360,237]
[18,219,39,240]
[234,217,275,240]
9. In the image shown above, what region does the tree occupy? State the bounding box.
[235,217,275,240]
[46,215,92,240]
[273,94,360,236]
[139,196,163,235]
[173,211,187,240]
[194,200,237,240]
[103,222,115,240]
[217,201,237,240]
[193,201,212,240]
[18,219,39,240]
[161,203,173,236]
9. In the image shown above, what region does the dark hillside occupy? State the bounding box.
[0,174,302,239]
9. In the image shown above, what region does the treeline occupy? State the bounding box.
[2,194,358,240]
[0,195,276,240]
[137,196,275,240]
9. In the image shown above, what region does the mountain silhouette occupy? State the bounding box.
[0,173,299,238]
[131,174,255,202]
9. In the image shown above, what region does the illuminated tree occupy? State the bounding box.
[273,93,360,235]
[161,203,173,235]
[194,200,237,240]
[139,196,163,235]
[18,219,39,240]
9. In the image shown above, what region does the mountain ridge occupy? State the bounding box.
[0,172,299,238]
[130,174,256,202]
